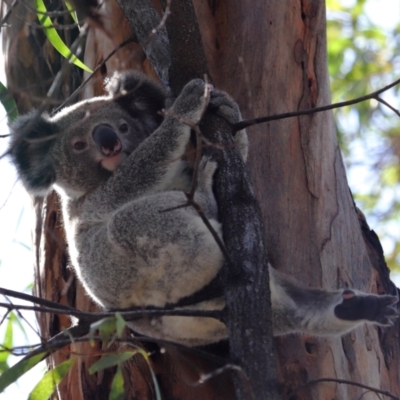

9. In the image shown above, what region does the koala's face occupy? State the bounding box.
[9,72,166,198]
[45,99,152,198]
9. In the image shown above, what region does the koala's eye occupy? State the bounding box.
[119,123,129,133]
[73,141,87,151]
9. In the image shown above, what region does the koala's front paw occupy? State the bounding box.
[334,290,399,326]
[208,90,242,125]
[171,79,209,123]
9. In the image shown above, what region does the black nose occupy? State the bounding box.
[92,125,122,156]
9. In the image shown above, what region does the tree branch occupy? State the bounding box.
[116,0,171,87]
[285,377,400,400]
[234,76,400,131]
[0,301,224,322]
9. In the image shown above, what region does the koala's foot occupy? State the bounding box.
[334,290,399,326]
[171,79,209,123]
[208,90,242,125]
[207,89,248,161]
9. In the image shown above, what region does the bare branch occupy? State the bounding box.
[142,0,171,48]
[376,96,400,117]
[285,378,400,400]
[0,300,224,322]
[234,76,400,131]
[116,0,170,87]
[0,287,76,311]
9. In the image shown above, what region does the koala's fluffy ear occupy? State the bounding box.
[106,71,166,127]
[9,112,56,195]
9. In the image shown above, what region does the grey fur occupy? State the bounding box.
[9,72,398,346]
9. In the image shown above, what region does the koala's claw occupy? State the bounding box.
[208,90,241,125]
[171,79,208,122]
[334,290,399,326]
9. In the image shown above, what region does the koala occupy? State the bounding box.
[9,72,398,346]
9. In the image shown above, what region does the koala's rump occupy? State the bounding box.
[74,191,224,311]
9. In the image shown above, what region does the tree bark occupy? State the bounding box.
[3,0,399,399]
[191,0,400,398]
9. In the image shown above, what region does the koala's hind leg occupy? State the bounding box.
[105,190,224,308]
[270,265,398,336]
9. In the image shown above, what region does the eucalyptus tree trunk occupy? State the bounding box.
[2,0,399,399]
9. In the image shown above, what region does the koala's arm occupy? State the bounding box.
[92,79,210,207]
[270,266,398,336]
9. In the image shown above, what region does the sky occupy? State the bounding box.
[1,0,400,398]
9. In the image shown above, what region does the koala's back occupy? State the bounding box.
[69,190,223,309]
[64,168,227,346]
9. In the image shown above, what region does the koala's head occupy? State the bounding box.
[9,72,166,199]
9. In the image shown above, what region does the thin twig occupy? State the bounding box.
[234,76,400,131]
[376,96,400,117]
[52,37,135,114]
[197,364,244,385]
[286,377,400,400]
[142,0,171,48]
[159,81,232,262]
[0,287,76,311]
[18,0,78,18]
[0,309,12,326]
[3,296,43,340]
[188,76,212,197]
[4,333,233,367]
[0,0,18,28]
[0,301,224,321]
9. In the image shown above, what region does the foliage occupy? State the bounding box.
[0,312,161,399]
[326,0,400,270]
[35,0,92,72]
[28,359,75,400]
[0,82,18,121]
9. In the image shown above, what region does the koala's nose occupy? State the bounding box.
[92,125,122,156]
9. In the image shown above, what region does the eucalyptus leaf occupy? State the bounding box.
[0,81,18,121]
[88,352,135,374]
[35,0,92,72]
[28,359,75,400]
[0,353,46,392]
[109,367,124,400]
[65,1,79,24]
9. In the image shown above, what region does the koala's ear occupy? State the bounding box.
[106,71,166,127]
[9,111,57,196]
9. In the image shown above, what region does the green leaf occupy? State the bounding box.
[88,352,135,374]
[89,317,117,345]
[0,352,46,392]
[64,1,79,24]
[28,359,75,400]
[0,314,14,372]
[0,81,18,121]
[115,313,126,337]
[89,314,126,347]
[109,368,124,400]
[381,165,399,187]
[35,0,92,72]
